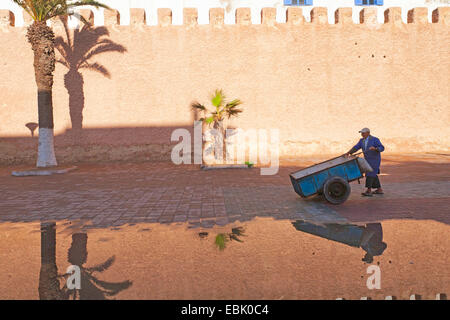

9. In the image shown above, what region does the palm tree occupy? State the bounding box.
[55,21,126,131]
[12,0,110,167]
[191,90,243,162]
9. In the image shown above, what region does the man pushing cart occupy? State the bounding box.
[289,128,384,204]
[346,128,385,197]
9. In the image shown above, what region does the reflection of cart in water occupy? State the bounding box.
[292,220,387,263]
[289,153,372,204]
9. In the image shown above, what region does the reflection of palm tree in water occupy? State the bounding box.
[55,19,126,131]
[39,223,132,300]
[214,227,246,250]
[39,222,64,300]
[292,221,387,263]
[66,233,132,300]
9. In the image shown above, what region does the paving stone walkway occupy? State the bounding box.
[0,155,449,229]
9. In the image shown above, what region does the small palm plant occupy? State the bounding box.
[12,0,110,167]
[191,90,243,162]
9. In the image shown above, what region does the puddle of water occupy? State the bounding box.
[0,218,448,300]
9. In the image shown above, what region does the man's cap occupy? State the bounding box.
[359,128,370,133]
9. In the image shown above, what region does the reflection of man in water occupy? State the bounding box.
[292,220,387,263]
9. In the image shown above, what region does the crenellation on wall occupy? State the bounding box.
[183,8,198,26]
[384,7,403,26]
[210,8,225,26]
[77,9,94,26]
[158,8,172,27]
[311,7,328,24]
[335,8,353,25]
[130,8,146,27]
[104,9,120,26]
[261,7,277,27]
[50,15,68,30]
[1,7,449,28]
[286,7,303,25]
[23,11,33,27]
[432,7,450,24]
[360,7,378,26]
[408,7,428,24]
[0,9,14,28]
[236,8,252,25]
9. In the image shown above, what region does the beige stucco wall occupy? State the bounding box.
[0,7,449,164]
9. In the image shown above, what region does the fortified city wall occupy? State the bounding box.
[0,6,448,164]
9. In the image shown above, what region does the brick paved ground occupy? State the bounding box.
[0,154,448,229]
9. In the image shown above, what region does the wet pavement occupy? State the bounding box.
[0,154,449,299]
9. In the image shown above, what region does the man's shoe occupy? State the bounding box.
[361,192,373,197]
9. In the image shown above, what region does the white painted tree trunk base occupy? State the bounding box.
[37,128,57,167]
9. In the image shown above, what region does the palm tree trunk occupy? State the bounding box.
[27,22,57,167]
[213,120,225,163]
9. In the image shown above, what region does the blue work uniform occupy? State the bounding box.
[349,135,385,178]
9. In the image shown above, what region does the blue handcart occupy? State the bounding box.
[289,153,372,204]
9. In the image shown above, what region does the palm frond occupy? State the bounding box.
[67,0,110,10]
[190,101,207,111]
[225,99,242,109]
[12,0,110,22]
[12,0,36,20]
[205,116,214,125]
[225,107,243,118]
[193,90,243,124]
[211,89,225,108]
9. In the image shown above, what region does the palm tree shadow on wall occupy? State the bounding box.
[55,19,127,132]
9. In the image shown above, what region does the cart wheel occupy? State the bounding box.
[323,176,351,205]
